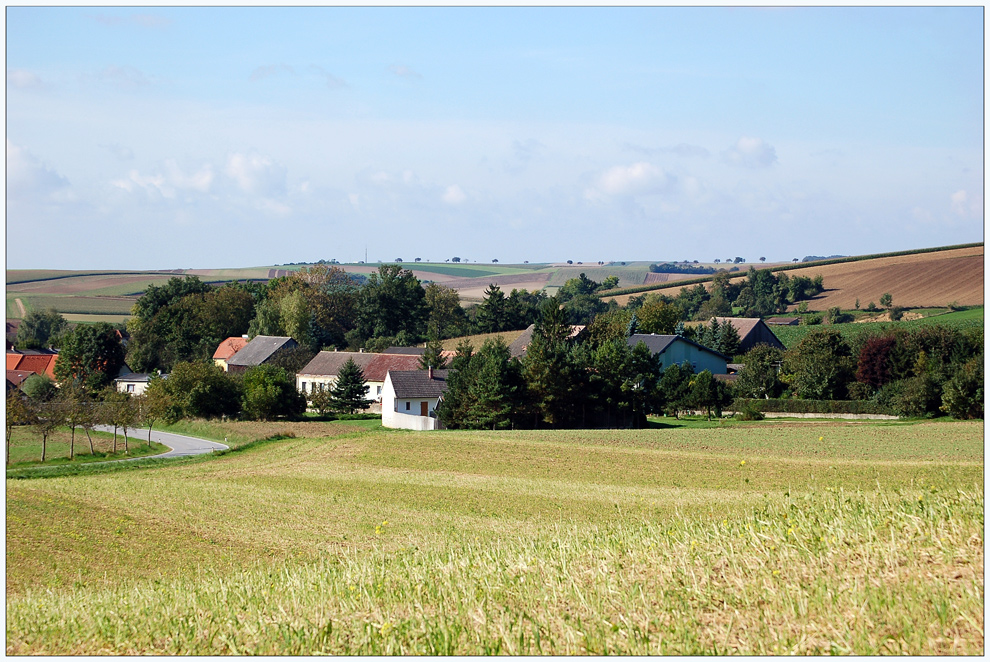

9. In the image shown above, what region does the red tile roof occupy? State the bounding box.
[213,337,250,360]
[362,354,422,382]
[6,353,58,379]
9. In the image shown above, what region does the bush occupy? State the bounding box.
[731,398,896,416]
[734,401,765,421]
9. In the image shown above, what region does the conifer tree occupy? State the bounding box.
[331,358,372,414]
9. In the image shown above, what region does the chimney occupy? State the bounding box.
[242,334,249,340]
[428,365,433,380]
[359,348,364,353]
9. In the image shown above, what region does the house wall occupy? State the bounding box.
[296,375,383,402]
[660,340,727,374]
[116,381,149,396]
[383,410,440,431]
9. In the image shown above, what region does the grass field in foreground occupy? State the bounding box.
[7,427,169,467]
[6,419,983,654]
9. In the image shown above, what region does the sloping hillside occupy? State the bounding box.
[604,245,983,310]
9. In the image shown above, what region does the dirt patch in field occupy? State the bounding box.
[855,311,924,323]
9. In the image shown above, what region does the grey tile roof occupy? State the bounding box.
[388,369,449,399]
[226,336,298,367]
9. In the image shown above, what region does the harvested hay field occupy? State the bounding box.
[6,274,178,296]
[441,329,526,351]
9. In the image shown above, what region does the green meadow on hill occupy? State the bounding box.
[6,418,983,655]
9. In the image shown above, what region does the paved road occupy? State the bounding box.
[93,426,228,460]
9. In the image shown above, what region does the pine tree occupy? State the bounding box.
[331,358,371,414]
[419,336,448,370]
[476,283,508,333]
[716,319,741,356]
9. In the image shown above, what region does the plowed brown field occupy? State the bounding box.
[783,246,983,311]
[605,246,984,309]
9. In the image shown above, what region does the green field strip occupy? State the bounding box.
[6,295,137,316]
[6,270,181,286]
[545,266,650,288]
[771,308,984,348]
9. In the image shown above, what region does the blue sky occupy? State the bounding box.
[6,7,984,269]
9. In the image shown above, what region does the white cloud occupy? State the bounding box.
[388,64,421,78]
[250,64,295,82]
[442,185,467,205]
[225,153,286,197]
[308,65,347,90]
[110,160,214,199]
[722,136,778,168]
[103,143,134,161]
[89,13,171,29]
[624,142,710,159]
[7,69,44,91]
[6,140,70,198]
[98,65,151,89]
[585,162,676,201]
[949,189,981,219]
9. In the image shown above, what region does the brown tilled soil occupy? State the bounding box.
[606,246,983,310]
[784,246,983,311]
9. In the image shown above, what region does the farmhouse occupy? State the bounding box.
[296,351,422,409]
[213,336,250,371]
[381,368,448,430]
[626,334,729,374]
[224,335,298,374]
[712,317,786,353]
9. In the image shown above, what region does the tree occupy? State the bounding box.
[419,336,448,370]
[15,308,68,350]
[330,359,372,414]
[879,293,893,309]
[476,283,509,333]
[734,345,783,399]
[437,338,525,430]
[424,282,466,340]
[57,383,88,460]
[522,297,584,427]
[855,335,898,390]
[452,257,461,263]
[636,295,681,335]
[241,364,306,421]
[54,322,127,391]
[782,329,855,400]
[308,386,336,418]
[21,374,57,402]
[656,362,693,418]
[6,390,34,465]
[355,264,428,342]
[139,376,177,446]
[690,370,731,421]
[940,355,984,419]
[163,361,242,420]
[102,389,138,454]
[759,257,766,263]
[31,398,65,463]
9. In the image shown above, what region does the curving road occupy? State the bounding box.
[92,426,228,461]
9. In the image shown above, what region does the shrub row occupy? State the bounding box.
[731,398,897,416]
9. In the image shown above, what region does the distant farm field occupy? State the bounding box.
[6,419,983,655]
[603,246,984,309]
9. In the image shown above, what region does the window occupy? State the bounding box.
[301,381,307,393]
[405,401,410,411]
[377,386,382,395]
[126,384,135,393]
